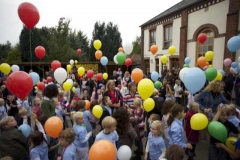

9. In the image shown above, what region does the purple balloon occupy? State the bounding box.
[223,58,232,67]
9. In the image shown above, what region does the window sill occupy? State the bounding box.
[162,47,169,50]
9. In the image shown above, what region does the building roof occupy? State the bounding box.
[140,0,204,27]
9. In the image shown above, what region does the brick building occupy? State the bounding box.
[140,0,240,75]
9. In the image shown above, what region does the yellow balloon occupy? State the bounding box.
[226,137,237,151]
[213,71,222,81]
[78,67,85,76]
[103,73,108,80]
[63,81,72,91]
[209,65,213,68]
[143,98,155,112]
[190,113,208,130]
[72,87,76,92]
[92,105,103,118]
[34,86,38,90]
[137,78,154,100]
[75,60,78,64]
[93,40,102,50]
[0,63,11,74]
[66,65,72,73]
[205,51,214,61]
[168,46,176,55]
[161,55,168,64]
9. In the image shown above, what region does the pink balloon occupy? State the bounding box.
[202,66,208,71]
[230,67,235,74]
[223,58,232,67]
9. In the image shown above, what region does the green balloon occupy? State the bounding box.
[205,68,217,81]
[183,64,189,68]
[208,121,227,142]
[154,81,162,89]
[116,52,126,65]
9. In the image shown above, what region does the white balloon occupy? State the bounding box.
[70,59,74,65]
[54,68,67,84]
[11,64,19,72]
[114,55,118,64]
[123,42,133,55]
[179,68,190,82]
[117,145,132,160]
[66,79,73,85]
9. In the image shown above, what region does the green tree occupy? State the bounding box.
[0,41,12,63]
[5,48,21,63]
[131,36,141,55]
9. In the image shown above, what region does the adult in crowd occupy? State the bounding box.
[123,82,141,109]
[223,71,235,101]
[116,67,123,78]
[161,65,168,80]
[122,71,132,85]
[110,70,119,87]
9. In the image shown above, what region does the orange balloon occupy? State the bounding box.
[197,56,207,67]
[44,116,63,138]
[118,47,123,52]
[150,45,158,54]
[95,50,103,60]
[85,100,90,110]
[89,140,116,160]
[131,68,143,83]
[206,61,209,66]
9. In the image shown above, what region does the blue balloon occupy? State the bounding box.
[100,56,108,66]
[29,72,40,86]
[227,36,240,52]
[184,67,206,94]
[184,57,191,64]
[18,124,31,138]
[231,62,238,68]
[218,69,225,76]
[151,71,159,81]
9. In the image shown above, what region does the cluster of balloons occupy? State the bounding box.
[150,44,176,64]
[224,57,240,75]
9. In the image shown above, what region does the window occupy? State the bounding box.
[155,58,159,73]
[196,30,214,64]
[164,25,173,48]
[149,29,156,47]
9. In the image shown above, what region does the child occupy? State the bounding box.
[226,103,240,128]
[185,102,200,160]
[6,94,18,119]
[36,92,43,101]
[167,104,192,150]
[72,112,92,160]
[18,108,28,125]
[0,98,7,121]
[145,120,166,160]
[0,116,28,159]
[97,89,103,104]
[54,98,63,122]
[82,89,90,101]
[146,113,161,137]
[173,79,183,104]
[165,91,175,101]
[99,96,112,128]
[58,128,76,160]
[32,97,42,119]
[22,96,32,125]
[165,144,185,160]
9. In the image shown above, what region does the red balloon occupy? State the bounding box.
[51,60,61,71]
[96,73,103,81]
[37,82,45,91]
[125,58,132,67]
[87,70,94,79]
[42,79,47,83]
[47,77,52,83]
[77,49,82,55]
[198,33,207,44]
[35,46,45,60]
[18,2,40,29]
[6,71,33,99]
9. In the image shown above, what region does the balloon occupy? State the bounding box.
[138,79,154,100]
[223,58,232,67]
[78,67,85,76]
[0,63,11,74]
[151,71,159,82]
[95,50,103,60]
[125,58,132,67]
[209,65,213,68]
[75,60,78,64]
[114,55,118,64]
[96,73,103,81]
[227,36,240,52]
[87,70,94,79]
[6,71,33,99]
[85,100,90,110]
[103,73,108,80]
[46,77,52,83]
[117,145,132,160]
[18,124,31,138]
[29,72,40,86]
[150,45,158,54]
[35,46,46,60]
[100,56,108,66]
[44,116,63,138]
[123,42,133,55]
[66,65,72,73]
[37,82,45,91]
[92,105,103,118]
[208,121,227,142]
[226,137,237,151]
[18,2,39,29]
[197,56,207,67]
[89,140,116,160]
[161,55,168,64]
[190,113,208,130]
[11,65,20,72]
[93,40,102,50]
[198,33,207,44]
[143,98,155,112]
[168,46,176,55]
[77,49,82,54]
[205,68,217,81]
[118,47,123,52]
[183,64,189,68]
[131,68,143,83]
[66,79,73,85]
[231,62,238,68]
[72,87,76,92]
[69,59,74,65]
[213,71,223,81]
[154,81,162,89]
[184,57,191,64]
[230,67,235,74]
[63,81,72,91]
[218,69,225,76]
[183,67,206,94]
[51,60,61,71]
[205,51,214,61]
[202,66,208,71]
[54,68,67,84]
[116,52,126,65]
[179,68,189,82]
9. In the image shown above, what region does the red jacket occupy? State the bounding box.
[185,110,199,142]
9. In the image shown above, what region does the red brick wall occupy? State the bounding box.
[179,10,188,67]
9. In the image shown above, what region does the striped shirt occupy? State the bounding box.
[123,91,141,107]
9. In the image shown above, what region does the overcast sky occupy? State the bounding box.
[0,0,181,45]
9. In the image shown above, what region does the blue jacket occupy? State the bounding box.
[169,118,186,148]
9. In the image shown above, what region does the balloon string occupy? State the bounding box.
[29,30,32,69]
